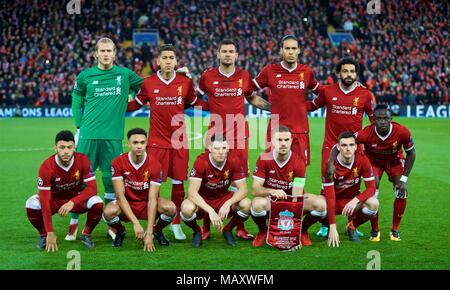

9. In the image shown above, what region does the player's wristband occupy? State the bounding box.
[293,177,306,188]
[400,175,408,183]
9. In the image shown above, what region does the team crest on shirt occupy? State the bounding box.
[190,168,196,176]
[223,170,230,180]
[177,86,183,96]
[353,167,359,177]
[353,97,359,106]
[38,177,43,187]
[143,170,149,181]
[392,141,398,151]
[74,170,80,181]
[299,72,304,81]
[287,171,294,182]
[238,79,243,88]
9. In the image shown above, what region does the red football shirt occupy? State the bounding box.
[112,152,163,202]
[253,150,306,195]
[189,152,246,200]
[197,67,255,141]
[322,153,376,224]
[37,152,96,232]
[136,71,198,149]
[355,122,414,161]
[310,82,375,148]
[253,62,320,134]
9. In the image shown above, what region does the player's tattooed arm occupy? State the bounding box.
[246,92,271,111]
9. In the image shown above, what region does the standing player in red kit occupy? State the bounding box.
[351,104,415,241]
[127,44,207,241]
[196,39,271,241]
[102,128,176,251]
[25,130,103,251]
[250,126,327,247]
[309,132,379,246]
[306,57,376,238]
[180,134,251,247]
[253,35,323,166]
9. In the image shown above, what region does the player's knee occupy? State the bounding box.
[103,202,120,219]
[87,195,103,209]
[313,196,327,213]
[238,198,252,213]
[251,197,268,213]
[162,201,177,217]
[180,199,196,217]
[25,194,41,210]
[365,197,379,212]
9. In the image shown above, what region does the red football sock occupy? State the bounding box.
[223,213,247,232]
[302,212,321,232]
[352,209,371,228]
[171,183,185,224]
[26,208,46,236]
[251,215,267,233]
[154,214,172,233]
[82,203,103,235]
[370,212,380,232]
[183,216,201,233]
[108,218,125,233]
[392,198,407,231]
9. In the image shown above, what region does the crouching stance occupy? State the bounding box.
[306,131,379,247]
[26,130,103,251]
[102,128,176,251]
[251,125,327,247]
[181,134,251,247]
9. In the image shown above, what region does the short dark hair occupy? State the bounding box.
[218,39,237,51]
[210,134,227,143]
[336,57,359,74]
[280,35,298,47]
[158,44,176,56]
[338,131,355,142]
[127,128,147,139]
[55,130,75,144]
[272,125,292,135]
[374,103,391,114]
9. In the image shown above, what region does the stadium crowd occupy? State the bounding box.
[0,0,448,107]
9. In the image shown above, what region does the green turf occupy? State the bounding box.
[0,117,449,269]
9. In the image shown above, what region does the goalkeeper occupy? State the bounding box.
[67,37,143,240]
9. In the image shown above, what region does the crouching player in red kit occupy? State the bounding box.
[25,130,103,251]
[309,132,379,246]
[102,128,176,251]
[180,134,251,247]
[352,104,415,241]
[250,125,327,247]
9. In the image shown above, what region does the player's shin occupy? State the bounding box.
[82,203,103,235]
[26,208,46,236]
[392,197,407,231]
[154,213,173,232]
[223,210,249,232]
[180,212,201,233]
[250,208,267,233]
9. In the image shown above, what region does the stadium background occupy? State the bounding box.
[0,0,449,270]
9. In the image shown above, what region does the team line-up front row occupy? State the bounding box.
[25,104,415,252]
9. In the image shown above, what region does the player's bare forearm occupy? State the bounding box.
[146,185,159,235]
[228,181,248,205]
[188,189,215,215]
[292,186,304,197]
[403,148,416,177]
[252,183,274,197]
[246,93,271,111]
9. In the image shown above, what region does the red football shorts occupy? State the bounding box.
[369,157,405,180]
[119,201,148,222]
[196,191,235,219]
[148,147,189,181]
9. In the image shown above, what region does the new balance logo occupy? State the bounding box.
[276,74,282,78]
[371,144,377,147]
[213,81,219,85]
[124,172,130,175]
[92,80,98,85]
[55,178,61,181]
[154,89,159,93]
[269,170,275,174]
[332,97,337,101]
[208,174,214,178]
